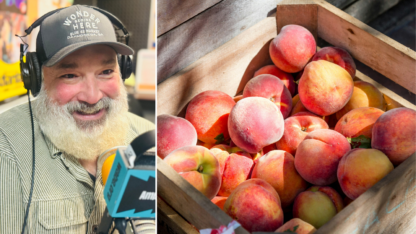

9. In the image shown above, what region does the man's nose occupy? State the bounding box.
[77,75,103,104]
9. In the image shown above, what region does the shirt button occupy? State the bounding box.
[92,225,98,233]
[52,152,62,158]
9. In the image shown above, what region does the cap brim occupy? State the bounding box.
[44,41,134,67]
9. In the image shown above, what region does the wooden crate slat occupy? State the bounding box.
[157,16,277,116]
[157,0,278,84]
[316,0,416,94]
[157,157,251,234]
[274,0,416,95]
[157,0,221,36]
[157,197,199,234]
[274,3,318,40]
[326,0,358,9]
[344,0,402,23]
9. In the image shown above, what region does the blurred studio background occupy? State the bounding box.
[0,0,155,123]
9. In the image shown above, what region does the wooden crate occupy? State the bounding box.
[157,0,416,233]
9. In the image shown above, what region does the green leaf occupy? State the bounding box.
[293,225,299,231]
[348,135,371,149]
[214,133,225,143]
[214,133,231,145]
[283,225,299,233]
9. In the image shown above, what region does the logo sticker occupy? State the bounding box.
[63,10,104,39]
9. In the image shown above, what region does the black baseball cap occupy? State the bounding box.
[36,5,133,67]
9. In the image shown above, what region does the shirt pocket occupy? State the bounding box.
[38,196,89,231]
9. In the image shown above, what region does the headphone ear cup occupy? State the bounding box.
[123,55,133,80]
[118,55,133,80]
[20,54,31,91]
[27,53,42,97]
[118,54,125,78]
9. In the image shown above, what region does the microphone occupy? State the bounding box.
[98,130,156,234]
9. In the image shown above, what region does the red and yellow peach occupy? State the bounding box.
[186,90,235,144]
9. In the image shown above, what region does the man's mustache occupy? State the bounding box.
[66,97,113,114]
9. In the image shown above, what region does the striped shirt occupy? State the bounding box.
[0,101,155,234]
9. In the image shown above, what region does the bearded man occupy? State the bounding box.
[0,5,154,234]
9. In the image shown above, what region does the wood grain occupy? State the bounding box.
[157,198,199,234]
[157,0,278,83]
[315,0,416,94]
[157,0,221,36]
[157,0,416,232]
[326,0,358,9]
[275,2,318,40]
[157,16,277,116]
[157,157,250,233]
[344,0,402,23]
[275,0,416,94]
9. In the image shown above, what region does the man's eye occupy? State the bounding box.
[102,69,114,75]
[60,74,77,79]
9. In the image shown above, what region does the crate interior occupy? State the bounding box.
[157,1,416,233]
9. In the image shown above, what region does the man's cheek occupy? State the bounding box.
[101,78,122,98]
[52,84,79,105]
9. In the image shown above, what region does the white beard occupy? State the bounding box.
[33,82,130,161]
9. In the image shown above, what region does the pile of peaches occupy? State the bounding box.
[157,25,416,233]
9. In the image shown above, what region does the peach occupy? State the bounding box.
[254,65,296,96]
[295,70,304,81]
[338,148,394,199]
[383,94,402,111]
[335,81,386,120]
[210,144,250,156]
[276,112,329,155]
[185,90,235,144]
[295,129,351,185]
[372,107,416,165]
[251,150,264,163]
[228,97,284,154]
[291,101,337,128]
[251,150,308,208]
[211,196,228,210]
[335,107,384,139]
[224,179,283,232]
[164,145,221,200]
[293,189,337,228]
[196,140,215,149]
[210,144,251,175]
[344,197,354,207]
[263,143,277,155]
[298,60,354,116]
[218,153,254,196]
[157,114,198,159]
[308,186,344,213]
[322,114,338,130]
[292,94,300,108]
[209,148,230,176]
[243,74,293,118]
[270,24,316,73]
[290,99,309,116]
[275,218,316,233]
[312,46,356,78]
[233,95,244,103]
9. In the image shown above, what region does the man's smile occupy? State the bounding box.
[73,108,107,121]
